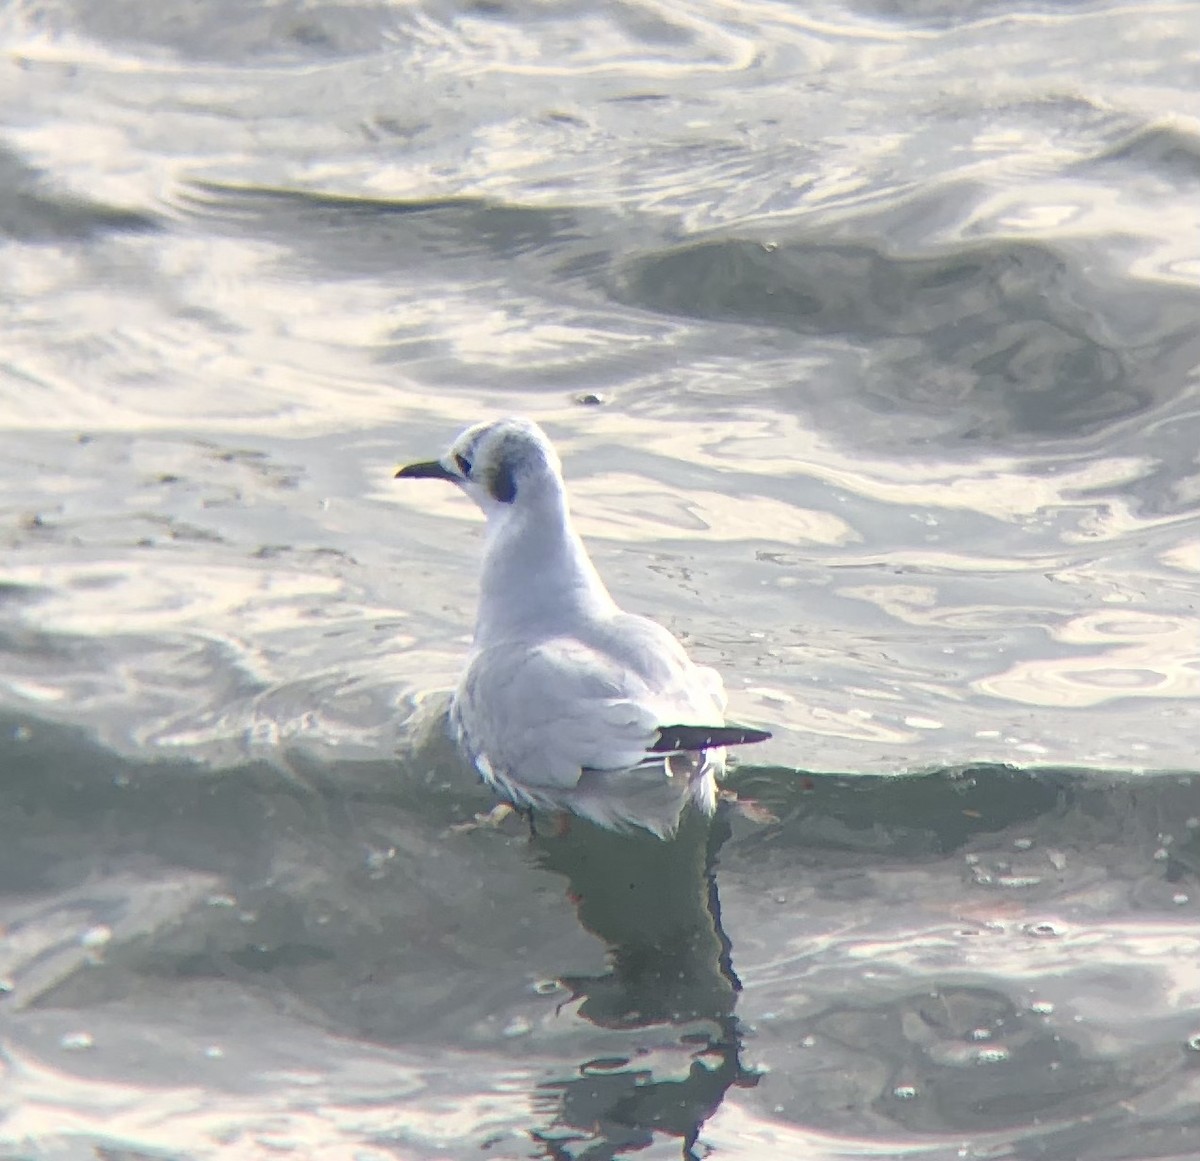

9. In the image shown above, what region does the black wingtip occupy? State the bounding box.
[650,724,772,754]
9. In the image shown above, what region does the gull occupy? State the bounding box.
[395,418,770,838]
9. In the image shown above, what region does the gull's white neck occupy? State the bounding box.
[475,479,616,642]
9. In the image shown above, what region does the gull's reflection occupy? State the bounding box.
[526,808,758,1160]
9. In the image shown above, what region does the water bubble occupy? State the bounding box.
[801,1035,816,1048]
[203,1045,224,1059]
[969,1027,992,1041]
[1012,838,1034,851]
[976,1047,1010,1064]
[1174,893,1190,906]
[60,1031,94,1051]
[1153,848,1170,862]
[582,1057,628,1075]
[532,979,561,996]
[1186,1034,1200,1053]
[365,846,396,876]
[503,1017,532,1038]
[80,925,112,950]
[1030,1001,1054,1015]
[892,1085,918,1100]
[1024,921,1061,938]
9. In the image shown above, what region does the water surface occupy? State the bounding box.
[2,0,1200,1157]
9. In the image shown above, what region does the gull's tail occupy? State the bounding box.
[650,724,772,754]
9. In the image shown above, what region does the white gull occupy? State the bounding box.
[395,418,770,838]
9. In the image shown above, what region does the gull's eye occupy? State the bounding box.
[454,452,472,477]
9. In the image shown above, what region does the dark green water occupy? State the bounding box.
[3,711,1200,1158]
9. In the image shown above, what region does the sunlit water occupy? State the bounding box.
[2,1,1200,1157]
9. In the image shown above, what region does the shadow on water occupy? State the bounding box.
[179,182,596,273]
[527,811,758,1159]
[618,234,1200,443]
[165,178,1200,458]
[3,711,1200,1156]
[0,145,159,241]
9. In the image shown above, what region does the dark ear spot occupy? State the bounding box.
[489,460,518,504]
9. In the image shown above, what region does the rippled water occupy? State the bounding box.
[3,0,1200,1157]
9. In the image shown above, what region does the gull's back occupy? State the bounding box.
[458,607,725,770]
[453,607,728,835]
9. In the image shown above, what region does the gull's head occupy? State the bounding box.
[394,418,564,516]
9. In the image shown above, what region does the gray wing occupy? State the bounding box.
[453,629,722,791]
[605,611,728,714]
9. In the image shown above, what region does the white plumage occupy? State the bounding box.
[395,417,769,838]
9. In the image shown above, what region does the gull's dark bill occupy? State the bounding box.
[395,460,456,481]
[650,724,772,754]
